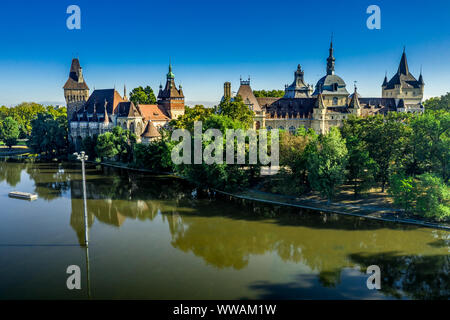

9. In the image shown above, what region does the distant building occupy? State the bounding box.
[65,59,184,148]
[223,42,424,134]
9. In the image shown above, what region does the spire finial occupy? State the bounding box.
[124,84,127,99]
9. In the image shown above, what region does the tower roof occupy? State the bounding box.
[384,50,422,90]
[348,86,361,109]
[158,64,184,99]
[63,58,89,90]
[397,48,409,75]
[141,120,161,138]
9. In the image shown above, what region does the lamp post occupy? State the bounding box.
[73,151,89,247]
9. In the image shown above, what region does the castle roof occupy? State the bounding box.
[81,89,126,115]
[141,120,161,138]
[236,79,261,112]
[137,104,171,121]
[63,58,89,90]
[384,50,422,89]
[157,65,184,99]
[116,101,142,118]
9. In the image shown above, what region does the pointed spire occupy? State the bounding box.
[418,65,424,85]
[397,48,409,75]
[326,36,335,75]
[167,60,175,79]
[349,85,361,109]
[124,84,127,100]
[382,71,388,87]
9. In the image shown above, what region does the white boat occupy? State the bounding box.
[8,191,38,201]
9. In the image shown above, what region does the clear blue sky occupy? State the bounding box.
[0,0,449,106]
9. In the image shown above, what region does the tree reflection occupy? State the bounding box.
[63,162,450,299]
[349,252,450,299]
[0,159,26,187]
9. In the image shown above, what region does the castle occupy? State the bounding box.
[65,59,185,149]
[223,42,424,134]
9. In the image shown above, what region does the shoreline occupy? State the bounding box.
[86,160,450,231]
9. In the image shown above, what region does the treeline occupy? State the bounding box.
[253,90,285,98]
[0,103,67,155]
[82,96,260,192]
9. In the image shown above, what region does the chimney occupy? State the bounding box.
[224,82,231,99]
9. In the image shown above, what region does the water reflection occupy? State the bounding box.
[1,160,449,299]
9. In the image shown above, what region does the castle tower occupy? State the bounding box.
[283,64,313,98]
[224,82,231,99]
[64,58,90,122]
[382,48,424,106]
[157,64,185,119]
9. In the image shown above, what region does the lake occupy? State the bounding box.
[0,161,448,299]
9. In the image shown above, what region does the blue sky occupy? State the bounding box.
[0,0,449,106]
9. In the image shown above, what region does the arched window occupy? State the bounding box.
[289,126,296,134]
[255,121,261,130]
[333,97,338,105]
[279,126,284,130]
[266,126,272,131]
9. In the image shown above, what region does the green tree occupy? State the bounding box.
[388,174,416,213]
[423,93,450,112]
[81,135,98,159]
[96,132,119,160]
[278,128,317,193]
[170,105,213,132]
[129,86,157,105]
[0,117,20,148]
[28,112,68,156]
[307,127,348,202]
[253,90,285,98]
[414,173,449,221]
[217,96,254,129]
[364,113,411,191]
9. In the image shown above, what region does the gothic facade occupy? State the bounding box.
[65,59,184,148]
[223,42,424,134]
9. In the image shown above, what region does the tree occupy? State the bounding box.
[129,86,157,105]
[28,112,68,156]
[170,105,213,132]
[253,90,285,98]
[96,132,119,160]
[217,96,254,129]
[307,127,348,202]
[278,128,317,192]
[0,117,20,148]
[95,126,136,162]
[405,111,449,182]
[363,113,411,192]
[414,173,449,221]
[81,135,98,159]
[388,174,415,213]
[423,93,450,112]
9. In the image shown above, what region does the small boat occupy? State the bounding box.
[8,191,38,201]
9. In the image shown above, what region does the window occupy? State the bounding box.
[289,126,296,134]
[279,126,284,130]
[333,97,338,105]
[266,126,272,131]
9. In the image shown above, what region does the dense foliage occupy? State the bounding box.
[129,86,157,105]
[253,90,285,98]
[0,117,20,148]
[27,107,68,157]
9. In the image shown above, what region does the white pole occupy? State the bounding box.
[81,156,89,247]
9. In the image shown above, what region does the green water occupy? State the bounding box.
[0,161,448,299]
